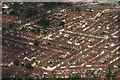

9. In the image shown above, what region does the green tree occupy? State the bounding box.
[105,72,117,78]
[37,19,50,26]
[69,73,81,78]
[21,27,27,31]
[25,62,33,69]
[25,9,38,18]
[34,40,40,46]
[8,25,13,28]
[13,59,19,66]
[9,11,19,16]
[36,28,40,33]
[59,21,65,26]
[118,48,120,51]
[100,31,107,35]
[42,31,47,35]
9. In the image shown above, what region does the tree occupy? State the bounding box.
[76,7,79,11]
[118,47,120,51]
[105,72,117,78]
[105,72,112,78]
[42,2,65,8]
[59,21,65,26]
[36,28,40,33]
[2,27,7,31]
[9,11,19,16]
[34,40,40,46]
[69,73,81,78]
[37,19,50,26]
[30,28,40,34]
[105,65,117,78]
[25,9,38,18]
[8,25,13,28]
[21,27,27,31]
[25,62,33,69]
[42,31,47,35]
[85,70,96,77]
[13,59,19,66]
[3,65,9,68]
[100,31,107,35]
[43,2,56,8]
[91,71,98,78]
[116,18,120,23]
